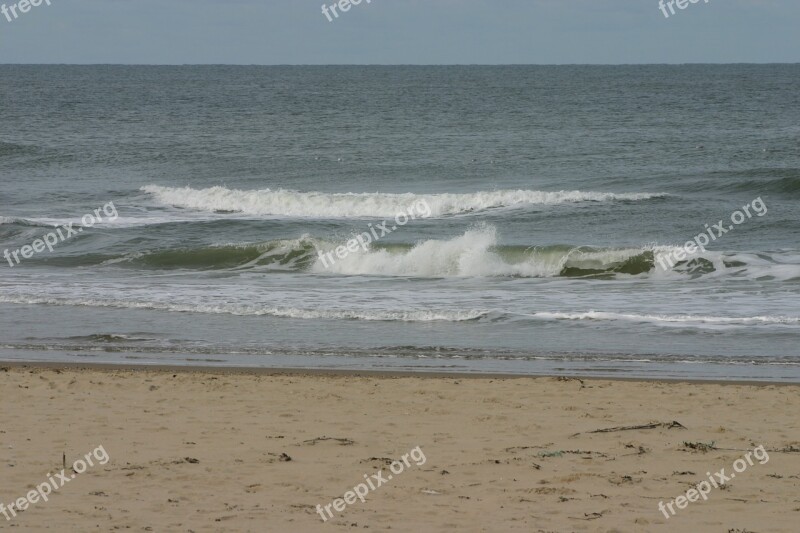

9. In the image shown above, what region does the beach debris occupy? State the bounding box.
[303,436,354,446]
[362,457,393,465]
[539,450,564,458]
[504,444,553,453]
[265,452,293,462]
[573,420,686,437]
[534,487,578,496]
[608,474,640,485]
[682,441,717,453]
[711,444,800,454]
[421,489,440,495]
[671,441,800,455]
[537,449,609,459]
[623,444,649,455]
[555,376,585,387]
[571,511,605,520]
[184,457,200,464]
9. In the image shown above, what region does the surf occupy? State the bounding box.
[141,184,668,218]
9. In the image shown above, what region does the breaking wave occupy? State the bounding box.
[141,184,667,218]
[34,226,800,281]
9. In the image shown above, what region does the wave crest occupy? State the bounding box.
[314,227,658,278]
[24,226,798,281]
[141,185,666,218]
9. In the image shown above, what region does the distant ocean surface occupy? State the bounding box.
[1,65,799,381]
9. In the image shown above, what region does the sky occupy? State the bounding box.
[0,0,798,64]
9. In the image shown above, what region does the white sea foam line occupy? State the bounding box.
[21,214,221,229]
[141,184,668,218]
[0,295,488,322]
[526,311,800,326]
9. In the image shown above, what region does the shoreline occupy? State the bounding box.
[2,359,800,386]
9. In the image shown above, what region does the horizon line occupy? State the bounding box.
[2,62,799,67]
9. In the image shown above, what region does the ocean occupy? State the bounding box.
[1,64,799,381]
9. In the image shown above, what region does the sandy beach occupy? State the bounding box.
[0,364,797,532]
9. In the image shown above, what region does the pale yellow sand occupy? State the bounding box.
[1,364,798,532]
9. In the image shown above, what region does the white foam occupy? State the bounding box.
[142,184,666,218]
[313,226,648,278]
[527,311,800,327]
[0,216,52,227]
[23,214,214,229]
[0,295,486,322]
[651,246,800,281]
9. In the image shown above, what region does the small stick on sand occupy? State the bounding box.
[572,420,686,437]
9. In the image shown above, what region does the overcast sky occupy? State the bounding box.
[0,0,798,64]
